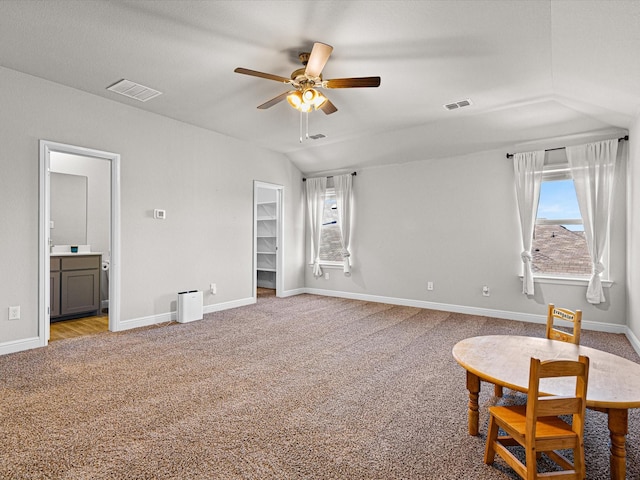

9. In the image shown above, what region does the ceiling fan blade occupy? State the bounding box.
[234,67,291,84]
[305,42,333,78]
[257,91,292,110]
[319,99,338,115]
[325,77,381,88]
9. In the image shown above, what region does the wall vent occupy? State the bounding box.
[444,99,473,111]
[309,133,326,140]
[107,79,162,102]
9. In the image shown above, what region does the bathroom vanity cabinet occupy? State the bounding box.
[50,254,101,321]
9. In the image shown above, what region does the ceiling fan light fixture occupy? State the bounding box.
[303,88,318,103]
[313,92,328,109]
[287,88,325,112]
[287,91,303,109]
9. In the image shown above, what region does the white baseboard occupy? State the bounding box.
[278,288,306,298]
[204,297,255,314]
[0,336,43,356]
[626,328,640,357]
[302,288,630,335]
[117,297,256,331]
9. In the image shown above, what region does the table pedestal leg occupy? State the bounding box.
[466,370,480,436]
[607,408,628,480]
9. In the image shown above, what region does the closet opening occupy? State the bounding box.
[254,181,284,300]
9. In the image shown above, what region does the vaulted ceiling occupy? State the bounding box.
[0,0,638,174]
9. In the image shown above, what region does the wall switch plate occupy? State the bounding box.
[8,305,20,320]
[427,281,434,291]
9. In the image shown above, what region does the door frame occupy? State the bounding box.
[253,181,284,298]
[39,140,121,344]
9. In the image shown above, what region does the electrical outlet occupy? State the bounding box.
[324,272,330,280]
[427,281,434,291]
[210,283,217,295]
[482,285,490,297]
[8,305,20,320]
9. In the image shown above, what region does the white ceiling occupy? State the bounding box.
[0,0,638,175]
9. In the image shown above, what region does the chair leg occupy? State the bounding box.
[525,444,537,480]
[484,414,499,465]
[574,441,586,480]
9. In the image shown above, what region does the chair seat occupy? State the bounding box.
[489,405,577,441]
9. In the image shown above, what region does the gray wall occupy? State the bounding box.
[305,146,628,329]
[0,65,305,344]
[628,116,640,342]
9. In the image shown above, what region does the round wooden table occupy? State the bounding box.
[452,335,640,480]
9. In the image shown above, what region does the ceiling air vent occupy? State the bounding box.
[444,99,473,111]
[107,79,162,102]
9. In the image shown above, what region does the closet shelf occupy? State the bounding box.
[256,192,278,289]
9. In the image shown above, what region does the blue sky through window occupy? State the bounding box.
[537,179,583,231]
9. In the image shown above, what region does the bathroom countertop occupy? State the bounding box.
[51,252,103,256]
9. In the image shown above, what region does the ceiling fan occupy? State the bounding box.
[234,42,381,115]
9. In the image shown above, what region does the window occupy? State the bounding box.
[533,168,591,278]
[318,188,344,263]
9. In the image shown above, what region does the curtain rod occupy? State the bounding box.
[505,135,629,159]
[302,172,357,182]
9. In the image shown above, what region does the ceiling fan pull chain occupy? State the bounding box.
[305,111,310,140]
[299,110,303,143]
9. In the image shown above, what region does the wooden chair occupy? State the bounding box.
[494,304,582,398]
[546,303,582,345]
[484,355,590,480]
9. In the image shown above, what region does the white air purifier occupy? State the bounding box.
[177,290,203,323]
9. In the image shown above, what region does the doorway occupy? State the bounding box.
[39,141,121,345]
[254,181,284,299]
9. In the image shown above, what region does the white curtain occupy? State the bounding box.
[305,177,327,278]
[513,151,545,295]
[334,174,353,276]
[566,139,618,304]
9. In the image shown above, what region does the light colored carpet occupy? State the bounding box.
[0,293,638,479]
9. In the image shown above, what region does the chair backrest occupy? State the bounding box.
[526,356,589,438]
[546,303,582,345]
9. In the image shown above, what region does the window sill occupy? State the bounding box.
[520,275,613,288]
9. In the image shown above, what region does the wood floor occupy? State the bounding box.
[257,287,276,298]
[50,314,109,341]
